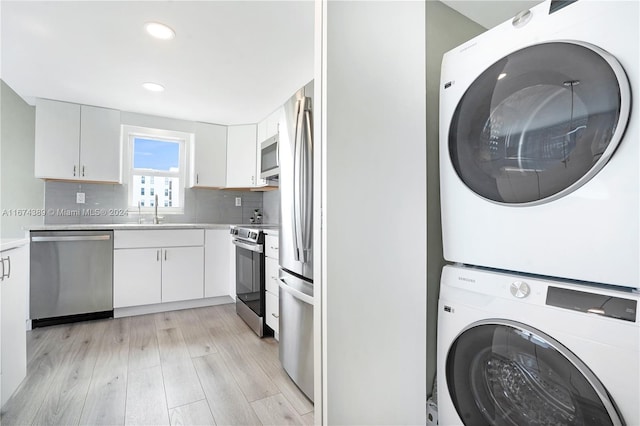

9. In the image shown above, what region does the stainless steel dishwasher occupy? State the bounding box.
[30,230,113,327]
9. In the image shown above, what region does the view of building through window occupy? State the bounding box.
[130,137,182,209]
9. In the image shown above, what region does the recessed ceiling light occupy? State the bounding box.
[142,82,165,92]
[144,22,175,40]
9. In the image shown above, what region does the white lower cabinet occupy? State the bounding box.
[113,248,162,307]
[113,230,204,308]
[204,230,231,298]
[1,244,28,407]
[162,246,204,303]
[264,233,279,338]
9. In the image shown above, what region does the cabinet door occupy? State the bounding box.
[204,230,231,298]
[162,246,204,303]
[113,248,161,308]
[266,107,283,138]
[1,245,27,407]
[265,290,279,336]
[265,235,279,259]
[226,124,257,187]
[34,99,80,179]
[191,122,227,188]
[257,119,267,146]
[265,257,279,295]
[80,105,121,182]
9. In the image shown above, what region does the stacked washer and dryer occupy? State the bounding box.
[437,1,639,425]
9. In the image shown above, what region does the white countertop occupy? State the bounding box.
[1,237,29,252]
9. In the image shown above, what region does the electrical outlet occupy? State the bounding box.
[76,192,86,204]
[235,197,242,207]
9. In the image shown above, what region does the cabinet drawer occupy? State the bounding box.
[265,257,279,294]
[265,235,279,259]
[114,229,204,249]
[265,290,279,333]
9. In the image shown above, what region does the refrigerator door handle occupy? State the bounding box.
[279,278,314,305]
[301,103,313,263]
[293,98,305,262]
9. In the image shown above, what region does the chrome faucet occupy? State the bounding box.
[153,194,160,224]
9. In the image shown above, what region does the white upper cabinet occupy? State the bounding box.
[35,99,121,182]
[34,99,80,180]
[79,105,121,182]
[266,107,283,138]
[190,122,227,188]
[226,124,257,188]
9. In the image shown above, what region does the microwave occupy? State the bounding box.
[260,134,279,179]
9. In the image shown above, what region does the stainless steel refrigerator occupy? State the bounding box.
[279,80,314,401]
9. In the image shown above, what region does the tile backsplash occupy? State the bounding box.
[44,181,267,225]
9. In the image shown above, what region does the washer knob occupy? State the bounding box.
[510,281,530,298]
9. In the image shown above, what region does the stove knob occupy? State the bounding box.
[510,281,530,298]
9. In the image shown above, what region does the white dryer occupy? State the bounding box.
[439,0,639,288]
[437,265,639,426]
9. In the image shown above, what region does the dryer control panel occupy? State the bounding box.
[546,286,637,322]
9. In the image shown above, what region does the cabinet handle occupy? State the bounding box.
[271,276,277,281]
[73,165,77,176]
[0,257,4,281]
[272,313,279,318]
[82,166,85,177]
[5,256,10,279]
[157,250,160,261]
[196,173,199,184]
[164,250,167,261]
[271,246,278,251]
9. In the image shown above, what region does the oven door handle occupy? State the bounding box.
[232,239,264,253]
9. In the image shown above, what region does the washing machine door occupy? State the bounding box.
[446,320,623,426]
[449,41,631,205]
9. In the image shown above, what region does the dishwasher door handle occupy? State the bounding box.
[31,235,112,243]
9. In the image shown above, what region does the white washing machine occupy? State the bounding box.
[437,265,639,426]
[439,0,639,288]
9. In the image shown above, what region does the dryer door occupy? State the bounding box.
[449,41,630,205]
[446,320,623,426]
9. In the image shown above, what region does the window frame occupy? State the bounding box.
[122,125,191,215]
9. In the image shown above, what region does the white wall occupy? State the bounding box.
[1,80,45,238]
[319,1,426,423]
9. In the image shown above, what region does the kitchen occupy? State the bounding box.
[5,1,623,425]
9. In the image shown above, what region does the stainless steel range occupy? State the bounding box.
[231,226,271,336]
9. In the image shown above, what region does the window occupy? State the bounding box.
[124,125,190,214]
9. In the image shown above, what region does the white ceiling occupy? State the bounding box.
[1,1,315,125]
[1,1,545,126]
[440,0,544,29]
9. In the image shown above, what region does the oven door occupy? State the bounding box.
[233,240,264,317]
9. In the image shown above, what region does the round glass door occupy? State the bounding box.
[449,41,630,205]
[446,321,622,425]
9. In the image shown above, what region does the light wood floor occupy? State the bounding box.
[0,303,314,425]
